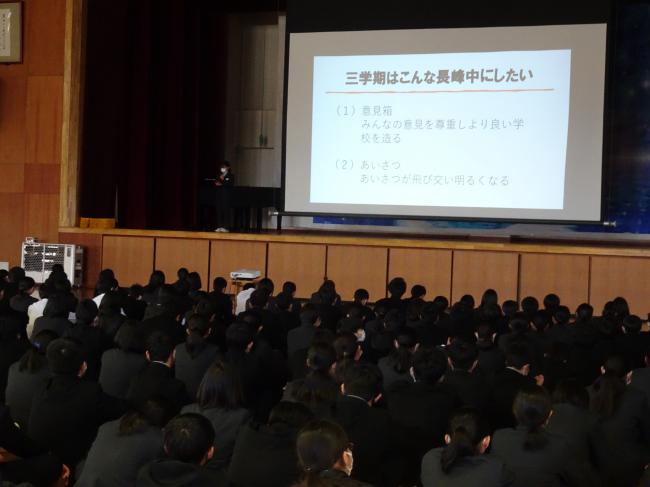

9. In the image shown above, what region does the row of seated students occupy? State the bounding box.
[1,265,650,486]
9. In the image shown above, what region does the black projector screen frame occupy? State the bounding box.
[280,0,615,224]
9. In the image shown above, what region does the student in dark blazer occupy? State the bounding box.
[0,315,30,404]
[333,362,398,487]
[136,413,226,487]
[75,400,170,487]
[491,386,580,487]
[31,295,73,338]
[386,346,458,486]
[442,339,489,410]
[487,342,538,430]
[127,331,190,416]
[228,401,314,487]
[182,360,251,471]
[421,408,513,487]
[5,330,56,429]
[287,305,320,358]
[28,338,125,469]
[99,320,148,399]
[589,356,650,487]
[174,314,219,401]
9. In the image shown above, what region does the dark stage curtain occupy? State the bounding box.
[80,0,228,229]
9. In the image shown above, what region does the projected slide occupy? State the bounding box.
[310,50,572,209]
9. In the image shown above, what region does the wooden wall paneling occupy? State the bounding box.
[0,194,25,266]
[590,256,650,316]
[101,236,154,287]
[451,250,519,304]
[26,0,66,76]
[519,253,590,310]
[155,238,210,291]
[388,248,453,300]
[0,76,27,164]
[25,76,64,165]
[23,193,59,243]
[0,165,25,193]
[59,231,102,293]
[267,242,326,298]
[209,240,267,292]
[326,245,388,302]
[24,164,60,194]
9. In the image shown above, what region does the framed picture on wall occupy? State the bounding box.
[0,2,22,63]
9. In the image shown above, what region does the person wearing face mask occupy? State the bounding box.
[213,161,235,232]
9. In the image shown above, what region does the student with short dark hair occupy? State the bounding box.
[127,331,189,415]
[28,338,125,468]
[228,401,314,487]
[443,339,488,409]
[136,413,226,487]
[375,277,407,313]
[175,314,219,400]
[421,409,512,487]
[293,420,369,487]
[76,400,171,487]
[288,305,321,358]
[32,294,73,338]
[65,298,110,380]
[182,361,251,471]
[378,327,418,390]
[99,320,148,399]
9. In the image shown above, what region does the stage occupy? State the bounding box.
[58,227,650,315]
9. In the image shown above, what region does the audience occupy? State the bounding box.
[3,265,650,486]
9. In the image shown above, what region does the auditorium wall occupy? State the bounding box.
[0,0,66,266]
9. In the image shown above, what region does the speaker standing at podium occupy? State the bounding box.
[214,161,234,232]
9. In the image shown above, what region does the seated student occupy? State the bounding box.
[139,285,186,344]
[0,403,63,487]
[475,323,505,378]
[491,386,577,487]
[97,291,127,339]
[5,330,57,429]
[208,276,234,325]
[487,342,538,430]
[630,347,650,404]
[93,276,119,310]
[182,360,251,471]
[378,327,418,391]
[175,314,219,400]
[136,413,226,487]
[235,282,256,315]
[344,288,375,324]
[288,305,321,358]
[228,401,314,487]
[123,284,147,321]
[615,314,648,371]
[284,342,339,418]
[76,400,171,487]
[333,362,397,487]
[8,276,38,314]
[443,339,489,410]
[28,338,125,469]
[274,290,301,353]
[32,294,73,338]
[100,320,148,399]
[65,298,110,381]
[288,328,335,381]
[0,315,30,404]
[293,419,369,487]
[421,409,513,487]
[589,355,650,487]
[386,347,457,486]
[310,281,343,332]
[142,270,166,306]
[127,331,190,415]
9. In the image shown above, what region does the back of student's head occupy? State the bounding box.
[543,293,560,313]
[196,360,244,410]
[8,266,25,283]
[576,303,593,322]
[306,343,337,374]
[447,339,478,371]
[268,401,314,429]
[432,295,450,313]
[257,277,275,295]
[480,289,498,308]
[98,291,123,316]
[406,298,425,322]
[296,420,349,483]
[95,277,116,296]
[440,408,490,474]
[115,320,144,353]
[333,332,359,362]
[186,272,202,293]
[75,299,98,326]
[612,296,630,320]
[459,294,475,309]
[513,385,552,450]
[43,295,68,319]
[249,289,269,309]
[591,355,627,418]
[226,322,255,352]
[185,314,211,358]
[502,299,519,317]
[147,270,166,289]
[410,284,426,300]
[119,399,172,436]
[282,281,297,295]
[509,316,530,335]
[212,276,227,292]
[20,330,57,373]
[341,362,382,402]
[300,305,320,326]
[17,276,35,295]
[553,306,571,326]
[476,323,495,342]
[391,327,418,373]
[505,342,531,370]
[412,347,447,384]
[353,288,369,303]
[531,311,551,333]
[47,338,84,375]
[387,277,407,298]
[163,413,215,465]
[623,314,642,334]
[521,296,539,316]
[145,331,174,363]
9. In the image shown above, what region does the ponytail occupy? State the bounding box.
[590,372,625,419]
[513,386,552,451]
